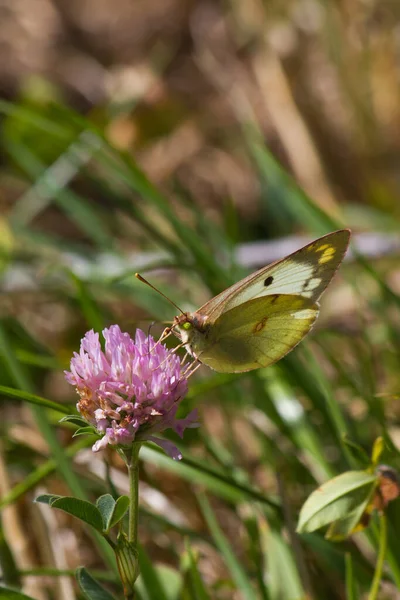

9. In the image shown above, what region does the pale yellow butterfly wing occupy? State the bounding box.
[192,294,319,373]
[197,229,350,321]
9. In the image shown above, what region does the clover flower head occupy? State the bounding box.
[65,325,198,459]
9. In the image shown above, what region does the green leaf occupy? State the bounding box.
[72,426,97,437]
[96,494,116,531]
[263,528,304,600]
[95,495,130,533]
[325,498,370,540]
[35,493,62,505]
[59,415,88,427]
[0,589,37,600]
[36,495,104,532]
[76,567,117,600]
[371,436,384,468]
[297,471,377,534]
[110,496,130,529]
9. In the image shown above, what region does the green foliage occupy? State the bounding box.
[0,385,72,414]
[2,67,400,599]
[35,495,105,533]
[262,528,304,600]
[97,495,130,532]
[297,471,377,536]
[60,415,89,427]
[73,426,98,438]
[136,545,171,600]
[197,492,258,599]
[114,535,140,598]
[345,553,360,600]
[0,590,37,600]
[35,493,130,538]
[76,568,117,600]
[297,436,388,541]
[181,541,212,600]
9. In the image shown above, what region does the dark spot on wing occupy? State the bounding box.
[270,295,279,304]
[253,317,268,333]
[264,276,274,287]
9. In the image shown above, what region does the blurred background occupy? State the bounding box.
[2,0,400,599]
[3,0,400,227]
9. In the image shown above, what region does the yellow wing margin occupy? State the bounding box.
[197,229,350,321]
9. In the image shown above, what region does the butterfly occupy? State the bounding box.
[137,229,350,373]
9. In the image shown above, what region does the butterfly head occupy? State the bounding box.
[173,312,209,347]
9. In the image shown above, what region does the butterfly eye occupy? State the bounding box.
[182,322,192,331]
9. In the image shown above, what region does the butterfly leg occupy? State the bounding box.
[180,351,190,367]
[154,342,188,372]
[182,358,202,379]
[159,326,172,343]
[150,327,173,356]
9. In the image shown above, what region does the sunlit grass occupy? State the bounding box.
[1,90,400,600]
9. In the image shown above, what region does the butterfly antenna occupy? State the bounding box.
[135,273,185,315]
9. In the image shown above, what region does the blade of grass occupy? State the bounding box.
[298,344,354,466]
[261,524,305,600]
[254,369,334,478]
[181,539,212,600]
[248,125,400,315]
[140,444,281,514]
[0,99,74,140]
[197,491,257,600]
[345,553,359,600]
[242,510,270,600]
[7,141,114,250]
[83,173,185,260]
[96,146,228,292]
[136,544,169,600]
[69,271,106,333]
[0,518,20,588]
[10,131,102,228]
[0,385,72,415]
[0,438,93,511]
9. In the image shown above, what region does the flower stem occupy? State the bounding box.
[368,512,388,600]
[127,443,141,545]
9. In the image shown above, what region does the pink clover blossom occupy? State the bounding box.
[65,325,197,459]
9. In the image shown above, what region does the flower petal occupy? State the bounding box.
[147,435,182,460]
